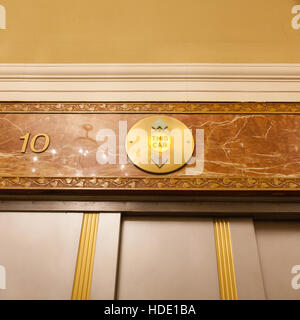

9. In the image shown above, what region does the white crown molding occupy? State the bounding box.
[0,63,300,101]
[1,63,300,80]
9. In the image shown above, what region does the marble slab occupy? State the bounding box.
[0,113,299,181]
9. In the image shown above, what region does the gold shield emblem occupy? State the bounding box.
[126,116,194,174]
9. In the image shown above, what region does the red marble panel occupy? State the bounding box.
[0,113,299,179]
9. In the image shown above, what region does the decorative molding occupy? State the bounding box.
[0,63,300,101]
[1,63,300,80]
[72,213,99,300]
[214,219,238,300]
[1,176,300,191]
[1,102,300,113]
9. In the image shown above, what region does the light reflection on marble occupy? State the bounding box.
[0,114,300,177]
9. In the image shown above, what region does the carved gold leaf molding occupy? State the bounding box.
[1,102,300,113]
[1,176,300,190]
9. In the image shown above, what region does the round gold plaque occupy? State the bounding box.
[126,116,194,174]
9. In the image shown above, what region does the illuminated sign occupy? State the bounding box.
[126,116,194,174]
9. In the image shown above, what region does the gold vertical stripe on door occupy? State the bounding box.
[214,219,238,300]
[72,213,99,300]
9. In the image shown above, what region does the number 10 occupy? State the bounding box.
[20,133,50,153]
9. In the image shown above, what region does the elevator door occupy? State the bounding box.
[0,212,82,300]
[92,216,221,300]
[254,221,300,300]
[2,210,300,300]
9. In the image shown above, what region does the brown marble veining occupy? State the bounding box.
[0,113,300,178]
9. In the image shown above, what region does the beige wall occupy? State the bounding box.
[0,0,299,63]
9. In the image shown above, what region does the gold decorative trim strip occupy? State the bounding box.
[1,176,300,190]
[214,219,238,300]
[72,213,99,300]
[1,102,300,113]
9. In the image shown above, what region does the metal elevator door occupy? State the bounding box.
[115,217,220,300]
[1,210,300,300]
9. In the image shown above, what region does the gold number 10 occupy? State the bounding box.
[20,133,50,153]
